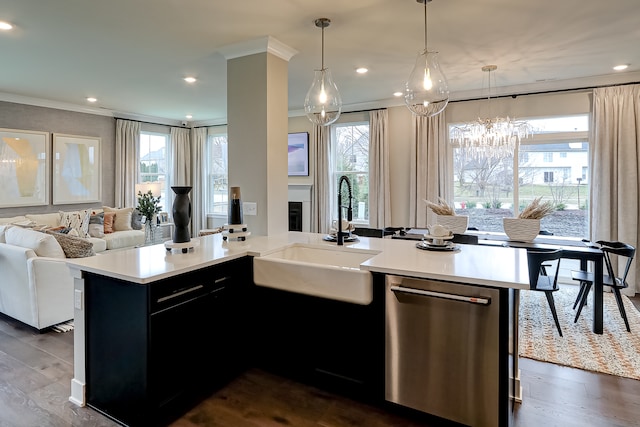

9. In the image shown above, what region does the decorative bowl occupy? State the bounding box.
[503,218,540,242]
[435,214,469,235]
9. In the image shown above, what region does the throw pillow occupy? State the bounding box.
[103,207,133,231]
[103,212,116,234]
[4,226,66,258]
[45,230,95,258]
[89,212,105,238]
[59,210,91,238]
[0,224,10,243]
[131,209,144,230]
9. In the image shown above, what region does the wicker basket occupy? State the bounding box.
[503,218,540,242]
[435,214,469,234]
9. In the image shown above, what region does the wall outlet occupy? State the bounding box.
[243,202,257,216]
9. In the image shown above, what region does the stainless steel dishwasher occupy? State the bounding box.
[386,275,502,427]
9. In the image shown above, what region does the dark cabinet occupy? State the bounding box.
[251,272,386,401]
[85,257,251,427]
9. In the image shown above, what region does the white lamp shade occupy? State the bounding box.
[136,181,162,197]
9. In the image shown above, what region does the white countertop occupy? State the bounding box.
[65,232,530,289]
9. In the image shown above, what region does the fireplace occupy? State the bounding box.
[288,185,312,232]
[288,202,303,232]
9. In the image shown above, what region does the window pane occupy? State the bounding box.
[519,141,589,238]
[206,134,228,217]
[333,123,369,224]
[453,151,514,232]
[139,132,168,203]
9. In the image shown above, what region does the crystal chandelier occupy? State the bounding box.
[404,0,449,117]
[450,65,532,159]
[304,18,342,126]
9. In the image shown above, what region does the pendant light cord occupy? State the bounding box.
[423,0,428,51]
[321,24,325,70]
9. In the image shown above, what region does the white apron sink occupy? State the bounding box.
[253,243,378,305]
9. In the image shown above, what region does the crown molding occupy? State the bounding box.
[0,92,114,116]
[217,36,298,61]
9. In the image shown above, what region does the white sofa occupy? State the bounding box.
[0,226,75,330]
[0,209,145,253]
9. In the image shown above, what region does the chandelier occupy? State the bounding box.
[450,65,532,159]
[404,0,449,117]
[304,18,342,126]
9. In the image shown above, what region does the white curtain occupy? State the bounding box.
[369,109,391,228]
[115,119,140,208]
[170,127,191,234]
[190,127,207,236]
[312,125,332,233]
[409,113,451,228]
[591,84,640,294]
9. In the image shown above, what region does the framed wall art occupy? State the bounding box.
[288,132,309,176]
[53,134,102,205]
[0,128,50,207]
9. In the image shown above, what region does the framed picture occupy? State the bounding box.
[53,134,102,205]
[0,128,50,207]
[288,132,309,176]
[159,212,169,223]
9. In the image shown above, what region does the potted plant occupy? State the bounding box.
[137,190,162,241]
[424,197,469,234]
[503,197,554,242]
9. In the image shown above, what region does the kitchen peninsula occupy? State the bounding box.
[66,232,529,427]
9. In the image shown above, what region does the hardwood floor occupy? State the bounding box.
[0,298,639,427]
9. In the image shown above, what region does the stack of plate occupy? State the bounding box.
[416,235,460,251]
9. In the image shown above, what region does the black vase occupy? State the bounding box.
[171,186,192,243]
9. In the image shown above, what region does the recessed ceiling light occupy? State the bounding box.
[184,77,197,83]
[0,21,13,31]
[185,115,193,119]
[613,64,628,71]
[356,67,368,74]
[86,97,97,103]
[393,92,403,97]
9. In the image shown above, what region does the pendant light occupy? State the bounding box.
[304,18,342,126]
[404,0,449,117]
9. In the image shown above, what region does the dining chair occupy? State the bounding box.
[527,249,563,337]
[353,227,385,238]
[571,241,636,332]
[451,233,479,245]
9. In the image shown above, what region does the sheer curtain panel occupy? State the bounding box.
[190,127,207,236]
[409,113,451,228]
[591,84,640,294]
[369,109,391,228]
[115,119,141,208]
[312,125,332,233]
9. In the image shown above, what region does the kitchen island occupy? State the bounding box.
[66,232,529,427]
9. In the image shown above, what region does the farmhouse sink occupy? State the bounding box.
[253,243,378,305]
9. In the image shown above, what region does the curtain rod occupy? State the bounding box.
[450,80,640,103]
[113,117,189,129]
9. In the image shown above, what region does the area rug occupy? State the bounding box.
[519,285,640,380]
[51,320,74,333]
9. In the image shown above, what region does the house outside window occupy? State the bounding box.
[139,132,168,202]
[451,114,589,238]
[331,122,370,224]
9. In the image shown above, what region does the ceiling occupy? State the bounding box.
[2,0,639,125]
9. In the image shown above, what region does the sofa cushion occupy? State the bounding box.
[103,207,133,231]
[86,237,107,253]
[25,212,62,228]
[102,230,145,250]
[59,210,91,238]
[45,230,95,258]
[0,215,28,225]
[131,209,144,230]
[88,212,105,238]
[103,212,116,234]
[0,225,10,243]
[5,226,65,258]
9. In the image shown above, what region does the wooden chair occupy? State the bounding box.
[572,241,636,332]
[527,249,563,337]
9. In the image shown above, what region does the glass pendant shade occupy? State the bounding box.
[404,49,449,117]
[304,68,342,126]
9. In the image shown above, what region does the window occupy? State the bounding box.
[560,152,567,158]
[451,114,590,238]
[139,132,169,202]
[206,133,228,220]
[544,171,554,183]
[331,122,370,224]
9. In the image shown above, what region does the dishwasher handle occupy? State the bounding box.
[390,285,491,305]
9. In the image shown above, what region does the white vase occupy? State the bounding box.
[503,218,540,242]
[435,214,469,234]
